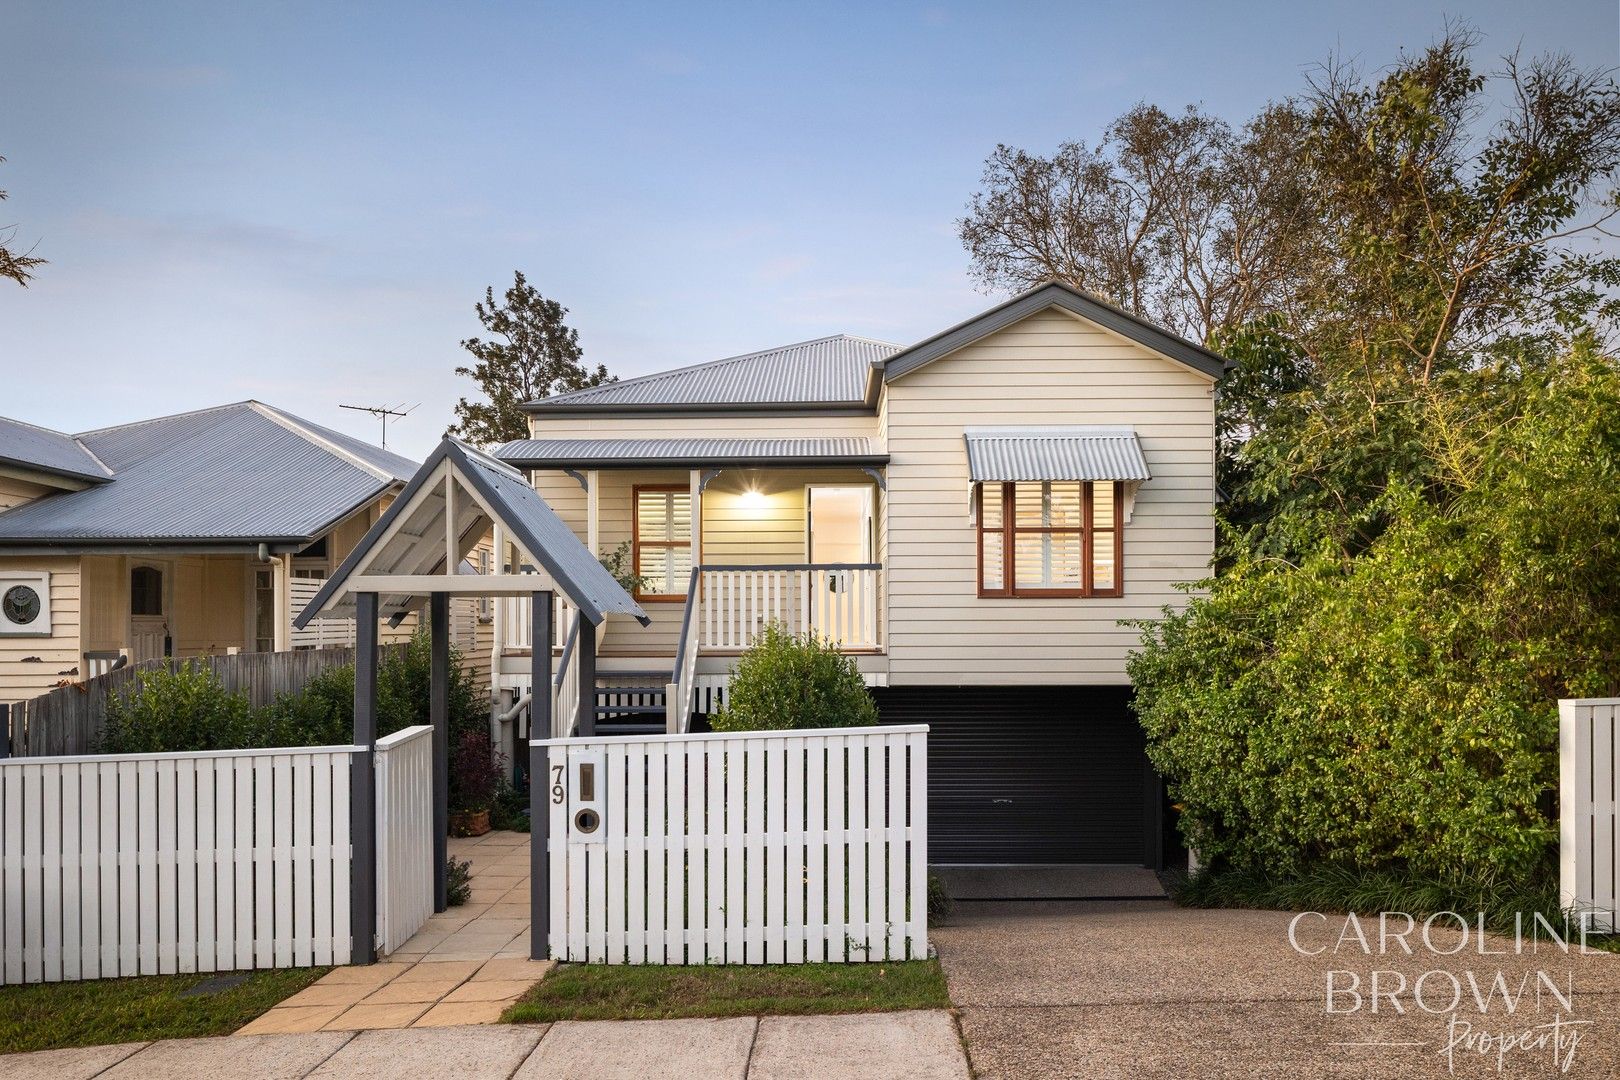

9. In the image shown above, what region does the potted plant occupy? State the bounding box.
[449,730,505,836]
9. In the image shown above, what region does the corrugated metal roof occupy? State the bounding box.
[495,437,886,467]
[527,335,900,409]
[0,416,113,483]
[0,402,415,545]
[964,427,1151,482]
[297,439,647,628]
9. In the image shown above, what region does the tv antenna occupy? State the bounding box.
[339,402,418,449]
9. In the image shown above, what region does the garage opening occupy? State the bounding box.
[874,685,1171,868]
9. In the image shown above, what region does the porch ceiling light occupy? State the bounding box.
[738,487,767,510]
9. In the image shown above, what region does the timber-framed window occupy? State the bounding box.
[633,485,693,602]
[977,480,1122,597]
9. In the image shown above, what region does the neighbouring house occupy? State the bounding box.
[0,401,423,705]
[481,279,1221,870]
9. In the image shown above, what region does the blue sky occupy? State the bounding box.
[1,1,1615,459]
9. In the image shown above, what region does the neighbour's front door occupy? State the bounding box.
[129,561,170,662]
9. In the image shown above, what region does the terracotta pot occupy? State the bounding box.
[449,809,491,837]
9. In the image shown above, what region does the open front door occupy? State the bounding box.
[806,486,876,645]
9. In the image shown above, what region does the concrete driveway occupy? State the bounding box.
[934,899,1620,1079]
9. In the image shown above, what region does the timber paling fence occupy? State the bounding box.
[0,725,435,986]
[2,645,407,758]
[538,724,929,965]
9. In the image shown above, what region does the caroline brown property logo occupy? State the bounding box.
[1289,912,1610,1073]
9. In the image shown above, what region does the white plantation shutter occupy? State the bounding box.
[635,488,693,597]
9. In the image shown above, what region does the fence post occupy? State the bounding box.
[430,591,449,913]
[0,703,9,759]
[530,590,553,961]
[351,591,379,965]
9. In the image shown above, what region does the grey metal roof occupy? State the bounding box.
[496,437,887,468]
[0,402,416,547]
[884,280,1226,382]
[0,416,113,484]
[524,335,900,412]
[964,427,1152,482]
[297,439,648,628]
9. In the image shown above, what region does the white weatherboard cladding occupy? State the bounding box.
[882,307,1216,684]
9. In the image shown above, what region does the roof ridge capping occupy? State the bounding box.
[882,279,1226,382]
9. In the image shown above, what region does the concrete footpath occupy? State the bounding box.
[3,1010,969,1080]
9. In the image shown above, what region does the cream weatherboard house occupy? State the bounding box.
[0,401,420,705]
[486,281,1221,869]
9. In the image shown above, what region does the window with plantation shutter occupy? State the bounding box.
[977,480,1122,598]
[634,485,693,601]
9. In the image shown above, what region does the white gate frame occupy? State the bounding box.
[535,724,928,965]
[1561,698,1620,932]
[375,725,435,955]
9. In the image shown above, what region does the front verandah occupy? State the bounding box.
[492,466,885,684]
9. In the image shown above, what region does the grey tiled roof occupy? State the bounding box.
[964,427,1152,482]
[0,416,113,483]
[527,335,900,410]
[496,437,887,467]
[0,402,417,545]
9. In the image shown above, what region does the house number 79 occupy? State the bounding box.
[551,764,566,805]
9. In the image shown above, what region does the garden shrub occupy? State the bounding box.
[708,622,879,732]
[100,662,255,753]
[449,728,506,814]
[1130,359,1620,888]
[97,629,488,758]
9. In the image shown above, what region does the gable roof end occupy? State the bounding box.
[881,280,1226,382]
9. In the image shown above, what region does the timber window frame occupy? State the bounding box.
[976,480,1123,598]
[633,484,693,603]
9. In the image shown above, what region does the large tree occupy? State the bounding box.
[0,155,45,287]
[449,271,612,446]
[958,103,1321,344]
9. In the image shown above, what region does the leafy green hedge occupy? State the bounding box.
[101,631,486,762]
[1130,359,1620,886]
[709,623,879,732]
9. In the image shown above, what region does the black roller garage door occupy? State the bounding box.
[874,686,1158,865]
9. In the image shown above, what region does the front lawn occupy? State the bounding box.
[501,959,950,1023]
[0,967,329,1055]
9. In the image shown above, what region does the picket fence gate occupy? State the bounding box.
[539,724,928,965]
[375,726,435,955]
[0,726,437,985]
[1561,698,1620,931]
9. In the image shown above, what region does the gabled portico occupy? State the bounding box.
[294,436,647,963]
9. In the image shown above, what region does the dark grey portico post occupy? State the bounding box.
[351,591,379,965]
[576,617,596,737]
[530,590,553,960]
[430,590,450,912]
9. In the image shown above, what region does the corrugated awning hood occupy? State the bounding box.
[964,427,1151,482]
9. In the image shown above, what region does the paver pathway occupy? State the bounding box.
[5,1011,969,1079]
[242,829,543,1033]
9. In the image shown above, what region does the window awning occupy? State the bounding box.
[963,427,1151,483]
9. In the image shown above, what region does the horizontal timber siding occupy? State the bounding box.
[882,307,1215,685]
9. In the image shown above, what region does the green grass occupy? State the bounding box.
[0,967,329,1056]
[502,959,951,1023]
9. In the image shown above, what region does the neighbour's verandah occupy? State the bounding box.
[295,436,649,967]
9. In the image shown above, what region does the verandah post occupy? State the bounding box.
[430,590,450,912]
[530,589,553,961]
[351,590,379,965]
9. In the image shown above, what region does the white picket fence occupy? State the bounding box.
[375,726,434,955]
[539,724,928,965]
[0,744,358,985]
[1561,698,1620,931]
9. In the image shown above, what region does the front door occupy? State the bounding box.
[806,486,875,644]
[129,561,171,662]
